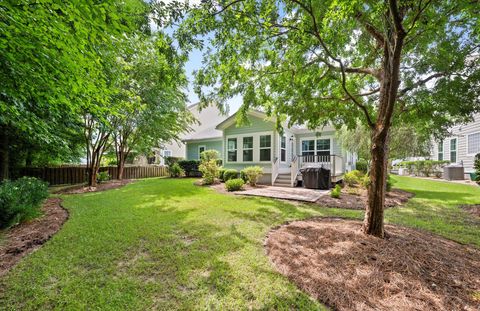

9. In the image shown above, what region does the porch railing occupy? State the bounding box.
[297,154,344,177]
[272,157,279,185]
[290,155,298,187]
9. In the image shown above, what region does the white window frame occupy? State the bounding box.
[163,149,172,158]
[242,136,254,162]
[225,131,274,164]
[198,145,206,159]
[437,141,444,161]
[280,135,287,163]
[227,138,238,162]
[300,137,332,157]
[450,138,457,163]
[466,132,480,156]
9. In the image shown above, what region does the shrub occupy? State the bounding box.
[0,177,49,228]
[356,159,369,174]
[96,171,110,183]
[199,151,220,185]
[474,153,480,184]
[241,166,264,186]
[344,170,364,187]
[239,170,248,182]
[386,175,394,192]
[331,184,341,198]
[218,168,226,181]
[223,169,239,182]
[361,174,371,188]
[178,160,200,177]
[165,156,182,167]
[169,162,184,177]
[225,178,244,191]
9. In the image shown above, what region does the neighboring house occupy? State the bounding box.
[430,113,480,177]
[183,109,356,187]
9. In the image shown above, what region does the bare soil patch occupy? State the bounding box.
[56,179,134,194]
[265,218,480,311]
[460,204,480,218]
[317,187,413,210]
[0,198,68,276]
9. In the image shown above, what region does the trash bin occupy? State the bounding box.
[300,167,331,189]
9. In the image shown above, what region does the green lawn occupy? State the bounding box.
[0,176,479,310]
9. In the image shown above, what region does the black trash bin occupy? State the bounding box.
[300,167,331,189]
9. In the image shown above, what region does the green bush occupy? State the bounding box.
[225,178,244,191]
[165,156,182,167]
[344,170,364,187]
[96,171,110,183]
[0,177,49,228]
[241,166,264,186]
[386,175,395,192]
[223,169,239,182]
[239,170,248,182]
[356,159,369,173]
[218,168,226,181]
[169,162,184,178]
[178,160,200,177]
[361,174,371,188]
[331,184,341,198]
[396,160,449,176]
[474,153,480,184]
[199,151,220,185]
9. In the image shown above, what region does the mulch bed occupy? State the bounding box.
[460,204,480,218]
[317,188,413,210]
[0,198,68,277]
[207,181,260,195]
[55,179,134,194]
[265,218,480,311]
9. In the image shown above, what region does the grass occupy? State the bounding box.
[0,176,479,310]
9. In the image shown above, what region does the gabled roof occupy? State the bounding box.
[182,126,222,142]
[215,110,274,130]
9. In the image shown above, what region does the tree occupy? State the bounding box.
[336,122,431,163]
[0,0,148,180]
[112,34,193,179]
[177,0,480,237]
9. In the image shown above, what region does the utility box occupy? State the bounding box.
[443,165,464,181]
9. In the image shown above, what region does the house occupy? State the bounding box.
[430,113,480,178]
[154,103,226,165]
[183,109,356,187]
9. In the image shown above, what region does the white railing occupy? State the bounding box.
[272,157,279,185]
[298,154,344,177]
[290,155,298,187]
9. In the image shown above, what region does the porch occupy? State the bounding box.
[272,154,345,187]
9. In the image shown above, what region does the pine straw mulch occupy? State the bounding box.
[0,198,68,277]
[316,187,413,210]
[265,218,480,311]
[459,204,480,218]
[55,179,134,194]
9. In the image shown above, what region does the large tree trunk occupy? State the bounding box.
[0,126,9,181]
[116,151,125,180]
[364,129,389,237]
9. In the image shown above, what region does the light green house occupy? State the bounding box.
[183,110,356,186]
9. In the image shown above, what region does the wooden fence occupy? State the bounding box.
[19,165,169,185]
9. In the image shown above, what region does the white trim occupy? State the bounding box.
[242,136,254,162]
[300,136,333,156]
[450,138,457,163]
[437,140,444,161]
[466,132,480,156]
[279,135,287,163]
[198,145,206,159]
[225,131,274,164]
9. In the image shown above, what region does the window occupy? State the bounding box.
[227,138,237,162]
[437,141,443,161]
[450,138,457,163]
[280,136,287,162]
[467,132,480,155]
[316,139,331,157]
[301,140,315,156]
[198,145,206,159]
[242,136,253,162]
[259,135,271,161]
[163,150,172,158]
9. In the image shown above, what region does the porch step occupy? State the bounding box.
[273,173,292,187]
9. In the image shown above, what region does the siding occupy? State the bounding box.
[431,113,480,172]
[186,139,223,160]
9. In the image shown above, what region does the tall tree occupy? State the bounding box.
[176,0,480,237]
[0,0,148,180]
[112,34,193,179]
